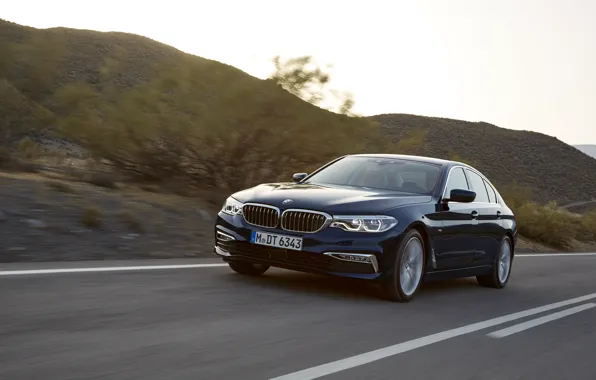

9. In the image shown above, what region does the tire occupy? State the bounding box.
[228,261,270,276]
[380,229,426,302]
[477,236,513,289]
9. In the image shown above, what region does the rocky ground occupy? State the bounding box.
[0,170,216,263]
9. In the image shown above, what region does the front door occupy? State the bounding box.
[433,167,478,270]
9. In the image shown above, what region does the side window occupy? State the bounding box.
[465,170,490,203]
[483,179,497,203]
[444,167,469,197]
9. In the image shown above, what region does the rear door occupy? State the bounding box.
[464,169,504,267]
[433,167,478,270]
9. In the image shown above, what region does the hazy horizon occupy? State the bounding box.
[3,0,595,145]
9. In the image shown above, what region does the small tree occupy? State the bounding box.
[269,55,357,116]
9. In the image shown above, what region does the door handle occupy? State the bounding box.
[471,211,478,219]
[496,211,502,219]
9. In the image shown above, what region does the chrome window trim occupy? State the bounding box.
[280,208,332,233]
[440,164,501,205]
[463,168,491,204]
[482,177,498,204]
[440,166,470,200]
[242,203,281,228]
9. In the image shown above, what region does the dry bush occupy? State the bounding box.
[514,201,578,249]
[578,211,596,242]
[85,172,118,189]
[499,182,596,248]
[81,205,102,228]
[117,210,144,233]
[0,147,39,173]
[17,137,41,159]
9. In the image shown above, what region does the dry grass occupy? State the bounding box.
[45,179,75,193]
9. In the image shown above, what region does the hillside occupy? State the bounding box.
[1,19,596,255]
[1,18,595,207]
[369,114,596,205]
[574,145,596,159]
[0,18,379,191]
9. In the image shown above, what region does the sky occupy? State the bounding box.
[2,0,595,145]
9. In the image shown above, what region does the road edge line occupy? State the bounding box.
[0,263,228,276]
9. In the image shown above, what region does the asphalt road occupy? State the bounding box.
[1,253,596,380]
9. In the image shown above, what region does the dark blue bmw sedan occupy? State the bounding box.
[214,154,517,302]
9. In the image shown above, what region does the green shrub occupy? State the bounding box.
[578,211,596,242]
[515,201,578,249]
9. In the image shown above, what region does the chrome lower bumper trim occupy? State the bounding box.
[323,252,379,273]
[215,228,235,257]
[214,246,231,257]
[216,230,235,242]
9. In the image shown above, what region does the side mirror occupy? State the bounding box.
[292,173,308,183]
[446,189,476,203]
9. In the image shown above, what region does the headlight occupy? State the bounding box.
[330,215,397,233]
[221,197,243,216]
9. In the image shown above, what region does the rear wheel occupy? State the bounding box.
[380,229,426,302]
[477,236,513,288]
[228,261,270,276]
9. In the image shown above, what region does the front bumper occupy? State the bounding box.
[214,212,403,280]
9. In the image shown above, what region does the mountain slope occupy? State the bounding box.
[574,145,596,159]
[369,114,596,205]
[1,19,594,207]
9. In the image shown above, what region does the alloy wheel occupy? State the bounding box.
[399,237,425,297]
[497,239,512,284]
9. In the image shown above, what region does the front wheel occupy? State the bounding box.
[380,229,426,302]
[228,261,270,276]
[477,236,513,288]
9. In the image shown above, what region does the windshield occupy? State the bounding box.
[305,156,442,195]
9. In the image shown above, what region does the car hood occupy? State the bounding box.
[231,182,433,214]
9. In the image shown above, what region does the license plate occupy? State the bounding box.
[250,231,303,251]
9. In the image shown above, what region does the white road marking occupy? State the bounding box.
[0,252,593,276]
[269,292,596,380]
[487,303,596,339]
[0,263,228,276]
[517,253,596,257]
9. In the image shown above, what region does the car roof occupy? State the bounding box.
[347,153,464,167]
